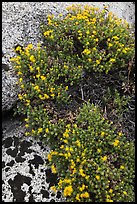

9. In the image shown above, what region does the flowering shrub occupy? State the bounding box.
[47,103,135,202]
[10,3,135,203]
[41,4,135,74]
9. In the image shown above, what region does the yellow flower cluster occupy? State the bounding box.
[63,185,73,197]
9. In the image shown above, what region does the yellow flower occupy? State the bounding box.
[86,30,90,35]
[83,48,91,55]
[123,191,127,195]
[26,99,30,106]
[93,30,97,35]
[30,55,36,63]
[106,199,113,202]
[60,145,64,149]
[65,86,68,91]
[51,93,55,98]
[79,184,86,191]
[120,165,125,169]
[36,74,40,78]
[63,132,69,138]
[17,71,22,75]
[88,58,92,62]
[95,175,100,180]
[25,132,30,136]
[32,129,35,134]
[38,128,43,134]
[41,75,46,80]
[101,131,105,136]
[45,128,49,133]
[44,93,50,99]
[26,44,33,50]
[18,94,23,100]
[50,186,57,193]
[113,139,119,147]
[109,189,113,193]
[25,124,29,128]
[80,192,90,198]
[63,185,73,197]
[76,194,80,201]
[47,153,52,161]
[96,60,100,65]
[44,30,53,37]
[75,140,81,147]
[101,155,107,161]
[79,168,86,177]
[63,139,68,144]
[108,43,113,47]
[118,132,122,136]
[109,58,116,63]
[97,149,101,153]
[112,36,119,41]
[24,118,29,122]
[51,164,57,174]
[19,78,23,82]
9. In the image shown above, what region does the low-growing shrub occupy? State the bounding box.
[48,103,135,202]
[10,3,135,203]
[41,4,135,74]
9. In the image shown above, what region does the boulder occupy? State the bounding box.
[2,68,19,113]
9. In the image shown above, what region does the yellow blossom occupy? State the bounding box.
[19,78,23,82]
[38,128,43,134]
[51,93,55,98]
[18,94,23,100]
[76,194,80,201]
[45,128,49,133]
[79,168,86,177]
[109,189,113,193]
[50,186,57,193]
[30,55,36,63]
[118,132,122,136]
[113,139,119,147]
[101,131,105,136]
[96,175,100,180]
[63,132,69,138]
[41,75,46,80]
[101,155,107,161]
[83,48,91,55]
[88,58,92,62]
[25,123,29,128]
[120,165,125,169]
[47,153,52,161]
[97,149,101,153]
[63,185,73,197]
[79,184,86,191]
[80,192,90,198]
[108,43,113,47]
[51,164,57,174]
[123,191,127,195]
[109,58,116,63]
[96,60,100,65]
[17,71,22,75]
[65,86,68,91]
[75,140,81,147]
[44,93,50,99]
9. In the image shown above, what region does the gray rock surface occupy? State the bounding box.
[2,2,135,202]
[2,69,19,112]
[2,118,65,202]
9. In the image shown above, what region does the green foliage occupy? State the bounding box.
[103,88,131,120]
[10,3,135,203]
[47,103,135,202]
[41,4,134,74]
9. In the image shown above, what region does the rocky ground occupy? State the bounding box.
[2,2,135,202]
